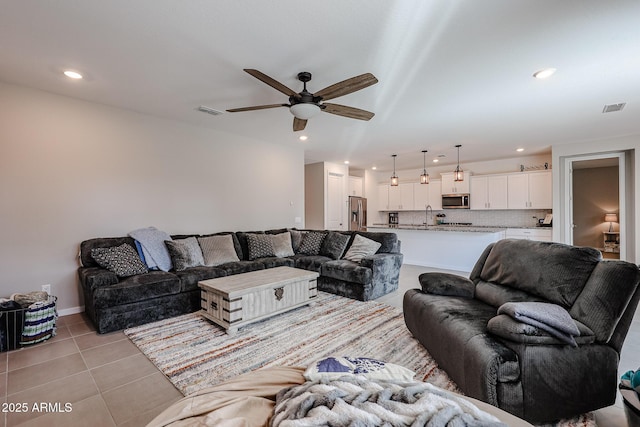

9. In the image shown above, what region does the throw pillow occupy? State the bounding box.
[164,237,205,271]
[197,234,240,266]
[246,233,276,260]
[320,231,351,260]
[304,356,415,381]
[91,243,148,277]
[342,234,382,263]
[289,229,304,252]
[296,231,327,255]
[271,232,295,257]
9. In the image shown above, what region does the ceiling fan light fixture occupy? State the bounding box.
[454,145,464,182]
[390,154,399,187]
[420,150,429,184]
[289,103,321,120]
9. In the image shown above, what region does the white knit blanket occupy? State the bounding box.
[271,376,507,427]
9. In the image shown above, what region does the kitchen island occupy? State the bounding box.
[369,224,506,272]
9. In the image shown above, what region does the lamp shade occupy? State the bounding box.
[289,103,321,120]
[604,213,618,223]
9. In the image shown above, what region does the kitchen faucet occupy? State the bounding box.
[424,204,433,228]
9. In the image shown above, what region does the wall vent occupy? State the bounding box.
[602,103,626,113]
[196,105,224,116]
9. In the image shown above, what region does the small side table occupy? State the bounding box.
[603,231,620,253]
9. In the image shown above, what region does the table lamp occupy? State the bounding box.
[604,213,618,232]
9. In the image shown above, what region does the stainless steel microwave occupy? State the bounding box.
[442,194,470,209]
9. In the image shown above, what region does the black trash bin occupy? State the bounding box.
[0,300,25,352]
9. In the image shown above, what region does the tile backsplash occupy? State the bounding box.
[393,209,552,228]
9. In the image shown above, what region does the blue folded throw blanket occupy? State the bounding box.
[128,227,173,272]
[498,301,580,347]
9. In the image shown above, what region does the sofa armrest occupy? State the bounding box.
[418,272,475,298]
[78,267,119,291]
[361,252,403,281]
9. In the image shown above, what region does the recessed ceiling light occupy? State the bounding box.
[298,135,308,141]
[432,159,439,163]
[533,68,556,79]
[517,148,525,152]
[372,166,377,170]
[63,70,83,79]
[344,161,350,165]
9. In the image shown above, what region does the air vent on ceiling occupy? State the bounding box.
[196,105,224,116]
[602,103,626,113]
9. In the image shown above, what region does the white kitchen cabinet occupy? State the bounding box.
[507,171,552,209]
[441,172,471,194]
[505,228,552,242]
[470,175,508,210]
[413,180,442,210]
[388,183,414,211]
[348,176,363,197]
[377,184,389,210]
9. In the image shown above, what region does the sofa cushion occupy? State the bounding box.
[91,243,148,278]
[90,271,181,309]
[419,272,474,298]
[320,232,350,260]
[257,257,295,269]
[475,281,547,308]
[343,235,381,263]
[352,231,399,254]
[165,237,205,271]
[271,232,295,257]
[80,237,137,268]
[479,240,602,307]
[216,260,265,275]
[246,233,276,260]
[198,234,240,266]
[291,255,332,272]
[172,266,227,292]
[289,229,304,252]
[321,260,372,285]
[235,231,265,260]
[297,232,327,255]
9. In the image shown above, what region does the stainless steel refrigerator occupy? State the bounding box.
[349,196,367,231]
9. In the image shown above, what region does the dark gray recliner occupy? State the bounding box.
[403,239,640,423]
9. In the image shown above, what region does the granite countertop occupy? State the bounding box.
[370,224,552,233]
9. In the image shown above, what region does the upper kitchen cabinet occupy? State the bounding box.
[388,182,414,211]
[441,172,471,194]
[349,176,364,197]
[507,171,552,209]
[470,175,508,210]
[413,180,442,210]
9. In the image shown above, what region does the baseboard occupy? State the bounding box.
[58,305,84,317]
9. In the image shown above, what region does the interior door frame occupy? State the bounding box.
[563,151,626,259]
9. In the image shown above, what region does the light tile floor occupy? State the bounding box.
[1,263,636,426]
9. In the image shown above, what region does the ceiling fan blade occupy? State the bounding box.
[322,103,375,121]
[226,104,288,112]
[293,117,307,131]
[244,69,299,97]
[314,73,378,101]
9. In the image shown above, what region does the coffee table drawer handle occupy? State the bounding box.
[210,301,218,310]
[274,287,284,301]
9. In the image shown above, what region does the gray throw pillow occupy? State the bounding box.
[165,237,205,271]
[247,233,276,260]
[271,232,295,257]
[289,229,304,252]
[91,243,148,277]
[343,234,382,263]
[296,232,327,255]
[198,234,240,266]
[320,232,351,260]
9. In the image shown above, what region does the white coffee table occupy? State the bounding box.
[198,266,319,334]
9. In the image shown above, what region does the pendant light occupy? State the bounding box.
[453,144,464,182]
[390,154,399,186]
[420,150,430,184]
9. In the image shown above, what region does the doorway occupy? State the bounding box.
[565,152,626,259]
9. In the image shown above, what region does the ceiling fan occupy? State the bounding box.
[226,69,378,131]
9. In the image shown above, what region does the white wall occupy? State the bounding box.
[553,136,638,263]
[0,83,305,312]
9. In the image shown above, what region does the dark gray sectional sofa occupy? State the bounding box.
[78,229,403,334]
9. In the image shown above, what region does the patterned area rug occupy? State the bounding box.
[125,292,595,427]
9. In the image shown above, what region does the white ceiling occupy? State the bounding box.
[1,1,639,172]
